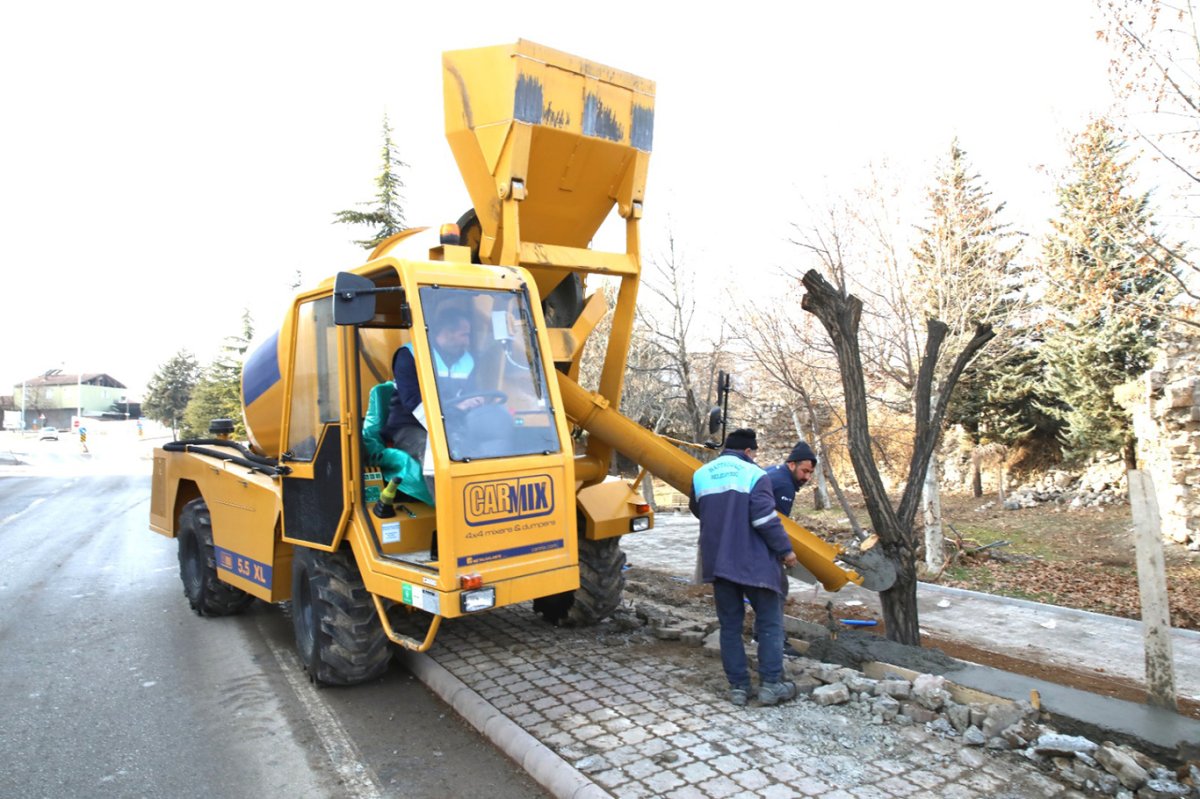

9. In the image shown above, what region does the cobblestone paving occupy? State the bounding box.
[429,606,1084,798]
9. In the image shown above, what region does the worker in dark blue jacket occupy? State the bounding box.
[690,428,799,707]
[766,441,818,517]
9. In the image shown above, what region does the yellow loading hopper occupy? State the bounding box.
[443,40,654,284]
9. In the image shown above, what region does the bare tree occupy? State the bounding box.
[639,232,729,444]
[801,270,994,645]
[1099,0,1199,313]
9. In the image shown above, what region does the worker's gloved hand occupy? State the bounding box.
[782,551,799,568]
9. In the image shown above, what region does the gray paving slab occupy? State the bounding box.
[398,511,1199,797]
[415,605,1086,799]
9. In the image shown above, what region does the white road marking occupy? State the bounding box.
[258,619,384,799]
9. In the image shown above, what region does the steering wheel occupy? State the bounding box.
[452,390,508,407]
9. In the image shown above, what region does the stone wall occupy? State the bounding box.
[1130,323,1200,550]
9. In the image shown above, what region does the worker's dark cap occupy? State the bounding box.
[787,441,817,465]
[723,428,757,451]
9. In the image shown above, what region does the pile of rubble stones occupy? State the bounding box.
[977,461,1131,512]
[618,599,1199,799]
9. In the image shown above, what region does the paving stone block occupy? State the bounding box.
[619,727,652,745]
[730,767,771,791]
[669,731,704,749]
[572,723,604,741]
[589,733,622,751]
[644,769,686,794]
[677,760,719,783]
[697,775,744,798]
[877,775,919,796]
[710,753,752,775]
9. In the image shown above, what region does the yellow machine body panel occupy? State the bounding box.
[149,449,287,602]
[577,479,653,541]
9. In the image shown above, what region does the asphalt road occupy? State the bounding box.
[0,437,549,799]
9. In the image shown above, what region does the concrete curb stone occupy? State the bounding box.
[398,649,610,799]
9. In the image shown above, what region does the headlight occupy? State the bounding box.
[460,587,496,613]
[630,515,650,532]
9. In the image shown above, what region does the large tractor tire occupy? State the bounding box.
[177,498,255,617]
[534,535,626,626]
[291,546,391,686]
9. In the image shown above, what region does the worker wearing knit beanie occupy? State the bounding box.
[767,441,818,517]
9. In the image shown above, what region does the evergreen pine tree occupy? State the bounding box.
[910,140,1026,442]
[1039,118,1175,466]
[181,311,254,439]
[142,350,201,438]
[333,114,408,250]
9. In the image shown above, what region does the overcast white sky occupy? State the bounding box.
[1,1,1116,399]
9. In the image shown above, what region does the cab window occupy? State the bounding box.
[287,298,340,461]
[417,286,560,462]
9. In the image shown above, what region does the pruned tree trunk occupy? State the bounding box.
[801,269,994,645]
[971,451,983,498]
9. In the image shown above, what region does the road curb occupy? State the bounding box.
[396,649,610,799]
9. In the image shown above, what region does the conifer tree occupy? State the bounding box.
[334,114,408,250]
[1040,118,1174,467]
[182,311,254,439]
[911,140,1023,340]
[142,350,201,439]
[909,140,1023,564]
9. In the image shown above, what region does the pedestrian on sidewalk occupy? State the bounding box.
[690,428,799,707]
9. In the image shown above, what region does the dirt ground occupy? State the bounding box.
[623,491,1200,720]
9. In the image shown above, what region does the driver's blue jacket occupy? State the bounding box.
[383,342,474,443]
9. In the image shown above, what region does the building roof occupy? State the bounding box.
[22,372,126,390]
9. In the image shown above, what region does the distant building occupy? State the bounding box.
[10,371,136,429]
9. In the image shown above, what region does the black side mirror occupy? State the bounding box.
[333,272,377,325]
[708,406,722,435]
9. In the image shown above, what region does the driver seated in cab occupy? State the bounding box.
[383,305,483,463]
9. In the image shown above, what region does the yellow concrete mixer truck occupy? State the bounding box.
[149,40,895,685]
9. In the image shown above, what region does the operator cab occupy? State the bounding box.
[333,262,569,577]
[417,285,559,462]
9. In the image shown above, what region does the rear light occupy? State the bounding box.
[630,516,650,532]
[459,573,483,590]
[461,587,496,613]
[635,503,651,514]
